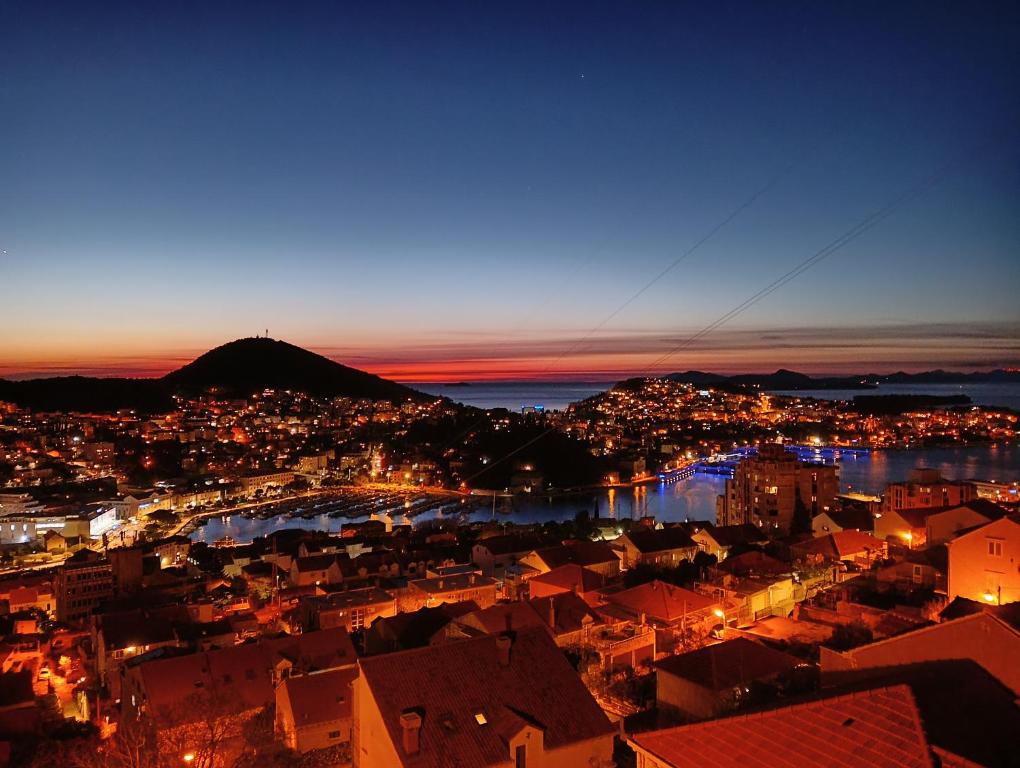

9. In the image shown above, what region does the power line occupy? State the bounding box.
[462,134,1003,485]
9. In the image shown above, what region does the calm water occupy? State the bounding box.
[771,382,1020,411]
[188,444,1018,543]
[413,381,610,411]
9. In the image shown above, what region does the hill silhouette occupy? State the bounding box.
[0,337,427,412]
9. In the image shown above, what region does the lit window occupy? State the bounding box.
[475,712,487,725]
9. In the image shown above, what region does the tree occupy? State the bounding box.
[824,620,873,651]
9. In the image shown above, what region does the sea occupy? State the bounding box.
[415,380,1020,413]
[188,444,1019,545]
[186,381,1020,543]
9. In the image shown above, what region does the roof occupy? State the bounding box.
[528,564,605,594]
[527,592,603,637]
[410,573,496,595]
[605,580,717,623]
[822,660,1020,768]
[623,528,697,554]
[365,601,479,653]
[703,524,769,548]
[281,667,357,728]
[473,533,548,556]
[293,554,337,573]
[896,499,1009,530]
[792,530,885,560]
[654,637,802,691]
[715,550,791,577]
[0,670,34,707]
[358,628,614,767]
[938,597,1020,629]
[308,587,395,612]
[529,541,618,569]
[134,628,355,721]
[629,684,933,768]
[825,507,876,531]
[456,602,548,636]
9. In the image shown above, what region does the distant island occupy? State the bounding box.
[664,368,1019,391]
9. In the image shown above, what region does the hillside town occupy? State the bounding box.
[1,376,1018,766]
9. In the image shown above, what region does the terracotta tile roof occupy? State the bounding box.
[473,533,549,556]
[358,628,614,767]
[410,573,496,595]
[526,592,604,637]
[630,684,934,768]
[456,602,547,637]
[364,601,479,653]
[822,660,1020,768]
[281,666,357,727]
[715,551,791,577]
[705,524,769,548]
[939,597,1020,629]
[654,637,802,691]
[792,530,885,560]
[531,541,618,569]
[623,528,698,554]
[293,554,337,572]
[605,580,717,624]
[134,628,355,721]
[528,564,605,594]
[826,507,876,532]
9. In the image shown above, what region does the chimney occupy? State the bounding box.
[400,711,422,755]
[547,598,556,628]
[469,573,476,585]
[438,579,444,590]
[639,611,646,626]
[495,634,512,667]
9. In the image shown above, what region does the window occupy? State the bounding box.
[988,540,1003,557]
[328,730,342,739]
[912,565,923,584]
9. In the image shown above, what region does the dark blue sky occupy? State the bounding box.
[2,1,1018,379]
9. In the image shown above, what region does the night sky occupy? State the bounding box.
[2,1,1018,380]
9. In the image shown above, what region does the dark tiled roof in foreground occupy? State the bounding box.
[630,685,933,768]
[654,637,802,691]
[359,628,613,767]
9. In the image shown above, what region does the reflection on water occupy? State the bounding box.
[188,444,1017,543]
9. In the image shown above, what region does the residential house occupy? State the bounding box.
[876,499,1007,548]
[527,564,606,603]
[289,554,343,587]
[628,685,935,768]
[353,629,615,767]
[275,666,358,753]
[946,515,1020,605]
[690,524,768,561]
[811,506,874,537]
[601,580,722,655]
[408,573,497,610]
[471,534,548,577]
[820,611,1020,695]
[615,528,699,570]
[300,588,397,633]
[654,637,804,720]
[519,540,620,579]
[361,602,479,656]
[875,545,947,593]
[790,530,887,568]
[121,628,357,763]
